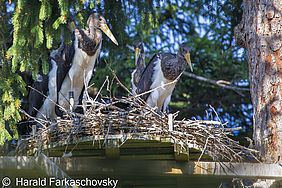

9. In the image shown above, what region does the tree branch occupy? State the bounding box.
[183,72,250,95]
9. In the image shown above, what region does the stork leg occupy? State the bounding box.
[74,87,85,114]
[75,69,94,114]
[68,70,75,112]
[81,92,88,114]
[131,70,137,95]
[146,90,159,109]
[162,94,172,113]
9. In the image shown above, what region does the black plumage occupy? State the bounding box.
[131,41,146,94]
[15,13,118,137]
[32,42,75,121]
[51,42,75,117]
[56,13,118,114]
[136,54,158,101]
[27,72,49,117]
[53,43,75,94]
[136,44,192,112]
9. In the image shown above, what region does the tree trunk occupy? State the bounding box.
[235,0,282,162]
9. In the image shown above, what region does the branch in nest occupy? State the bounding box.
[26,93,259,162]
[25,70,257,163]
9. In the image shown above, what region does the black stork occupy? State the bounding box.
[131,41,145,95]
[33,13,118,121]
[136,44,192,112]
[56,13,118,116]
[34,43,74,121]
[26,42,73,121]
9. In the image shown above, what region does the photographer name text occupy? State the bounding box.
[14,177,118,188]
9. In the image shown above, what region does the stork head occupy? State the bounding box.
[87,13,119,46]
[134,41,144,65]
[179,44,193,72]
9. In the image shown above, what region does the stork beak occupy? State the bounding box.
[184,52,193,72]
[100,23,119,46]
[135,47,140,65]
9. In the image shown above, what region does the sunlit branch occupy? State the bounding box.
[183,71,250,95]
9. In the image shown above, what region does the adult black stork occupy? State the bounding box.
[136,44,192,112]
[55,13,118,116]
[131,41,145,95]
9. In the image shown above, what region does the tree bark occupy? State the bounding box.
[235,0,282,162]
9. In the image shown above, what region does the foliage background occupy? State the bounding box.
[0,0,251,144]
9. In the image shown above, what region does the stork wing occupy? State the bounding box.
[27,74,49,117]
[52,38,75,116]
[136,54,160,101]
[56,44,74,93]
[18,65,49,117]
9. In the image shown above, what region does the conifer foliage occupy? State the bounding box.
[0,0,250,144]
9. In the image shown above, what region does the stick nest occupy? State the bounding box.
[26,76,258,162]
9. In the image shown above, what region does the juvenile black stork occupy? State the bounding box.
[131,41,145,95]
[17,43,74,134]
[34,43,74,121]
[136,44,192,112]
[36,13,118,121]
[57,13,118,113]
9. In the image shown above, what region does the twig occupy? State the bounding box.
[25,72,258,163]
[19,109,47,129]
[28,86,69,115]
[93,76,110,102]
[183,72,249,95]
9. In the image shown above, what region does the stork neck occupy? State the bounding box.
[89,27,97,35]
[136,54,145,69]
[177,54,187,71]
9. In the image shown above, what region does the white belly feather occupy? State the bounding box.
[146,58,176,111]
[58,37,101,111]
